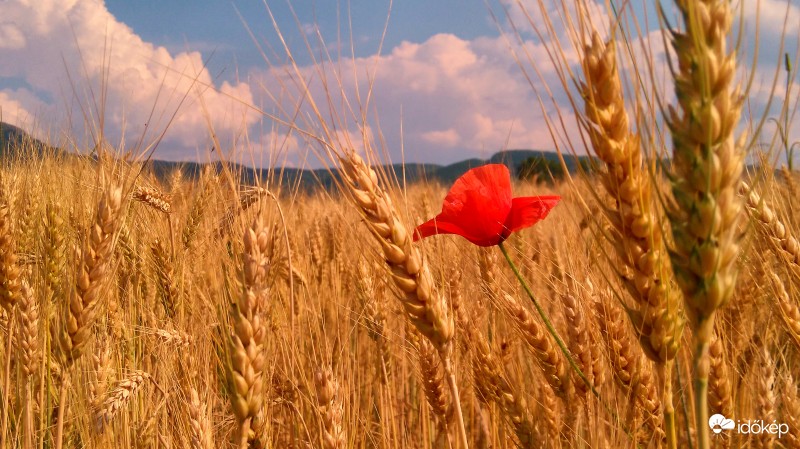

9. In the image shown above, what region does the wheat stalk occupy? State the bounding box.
[338,152,469,448]
[667,0,744,446]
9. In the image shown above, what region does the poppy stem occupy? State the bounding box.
[497,242,636,443]
[497,242,596,394]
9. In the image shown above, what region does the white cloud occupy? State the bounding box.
[0,0,256,159]
[252,32,571,165]
[421,128,460,147]
[0,90,34,126]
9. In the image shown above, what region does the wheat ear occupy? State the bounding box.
[453,294,536,446]
[415,335,451,435]
[182,168,215,249]
[55,178,124,449]
[132,186,171,214]
[769,272,800,349]
[338,152,468,448]
[151,238,179,318]
[582,32,682,364]
[561,294,596,397]
[497,292,566,395]
[742,181,800,271]
[667,1,744,446]
[780,375,800,449]
[95,371,151,434]
[708,333,733,420]
[315,368,346,449]
[755,345,777,449]
[17,281,38,449]
[227,217,268,447]
[594,296,664,445]
[188,388,213,449]
[56,182,123,366]
[0,205,21,310]
[581,32,682,446]
[43,203,66,301]
[356,261,392,383]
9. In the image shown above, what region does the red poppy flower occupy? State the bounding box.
[414,164,560,247]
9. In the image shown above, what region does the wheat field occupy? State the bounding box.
[0,0,799,448]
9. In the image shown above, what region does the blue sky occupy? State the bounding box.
[1,0,798,167]
[104,1,499,68]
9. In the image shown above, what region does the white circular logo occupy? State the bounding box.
[709,414,736,434]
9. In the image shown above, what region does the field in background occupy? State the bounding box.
[0,141,796,448]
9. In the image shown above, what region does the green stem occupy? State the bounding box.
[693,328,712,449]
[661,363,677,449]
[675,357,695,449]
[786,59,793,171]
[497,242,636,444]
[498,242,596,398]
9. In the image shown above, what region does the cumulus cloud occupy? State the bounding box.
[0,90,35,125]
[252,32,573,165]
[0,0,256,160]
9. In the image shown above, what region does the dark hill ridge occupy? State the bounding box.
[0,122,59,157]
[1,122,589,189]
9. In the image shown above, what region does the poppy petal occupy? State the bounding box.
[414,216,502,247]
[434,164,513,243]
[503,195,561,236]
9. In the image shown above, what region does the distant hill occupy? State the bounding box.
[0,121,590,190]
[0,122,59,157]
